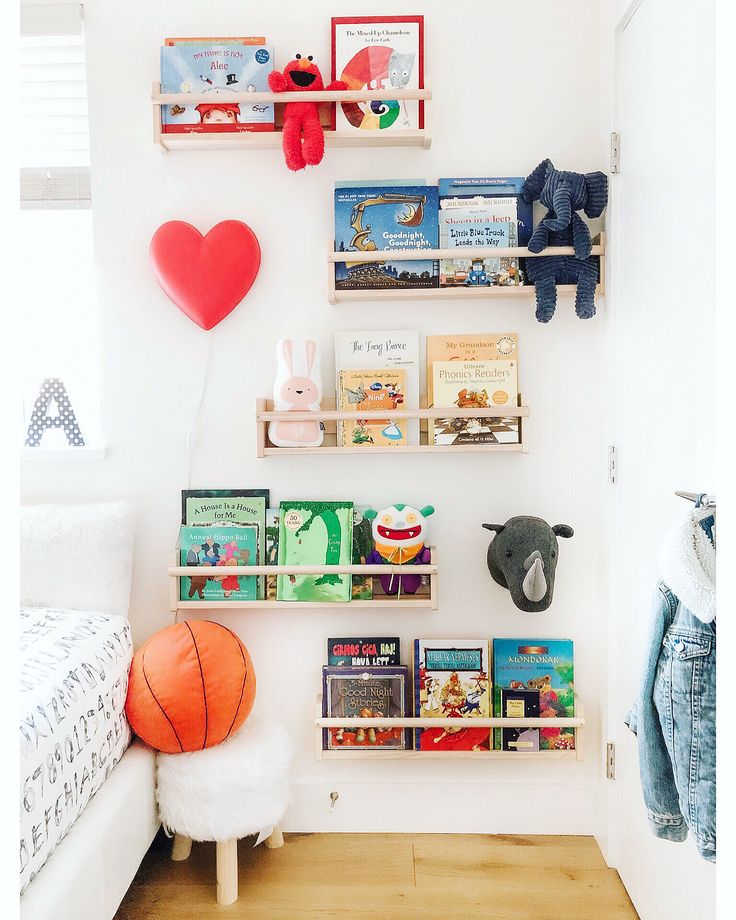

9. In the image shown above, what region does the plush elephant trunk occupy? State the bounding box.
[543,186,572,231]
[522,551,547,603]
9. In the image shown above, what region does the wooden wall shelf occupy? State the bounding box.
[169,547,438,619]
[152,83,431,151]
[328,236,606,304]
[256,397,529,456]
[315,695,585,761]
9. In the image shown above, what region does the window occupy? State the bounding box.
[20,1,101,450]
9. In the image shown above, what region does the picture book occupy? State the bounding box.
[334,185,439,291]
[322,666,410,750]
[352,506,374,599]
[327,637,400,667]
[165,37,267,46]
[331,16,424,132]
[338,368,406,447]
[500,688,541,752]
[160,42,274,133]
[492,639,575,751]
[276,501,353,603]
[265,507,279,600]
[334,331,420,445]
[438,178,532,287]
[182,489,269,599]
[179,524,258,602]
[426,334,519,406]
[413,640,491,751]
[432,359,519,446]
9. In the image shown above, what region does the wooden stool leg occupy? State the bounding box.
[264,825,284,849]
[216,839,238,906]
[171,834,192,861]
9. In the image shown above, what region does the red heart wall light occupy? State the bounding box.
[150,220,261,330]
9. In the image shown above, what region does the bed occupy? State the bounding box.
[19,502,159,920]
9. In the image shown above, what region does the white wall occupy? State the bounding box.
[21,0,608,833]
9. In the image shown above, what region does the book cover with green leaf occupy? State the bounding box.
[276,501,353,602]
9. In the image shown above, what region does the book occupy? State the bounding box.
[165,37,267,46]
[265,508,279,600]
[327,637,401,667]
[182,489,269,599]
[500,688,541,752]
[160,42,274,133]
[413,640,491,751]
[276,501,353,603]
[492,639,575,751]
[352,506,374,599]
[322,666,410,750]
[179,524,258,601]
[331,16,424,132]
[334,330,420,445]
[431,359,519,446]
[438,178,532,287]
[338,368,406,447]
[426,334,519,405]
[334,184,439,291]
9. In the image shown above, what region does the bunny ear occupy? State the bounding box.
[281,339,293,374]
[304,339,317,375]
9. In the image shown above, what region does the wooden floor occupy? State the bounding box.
[115,831,639,919]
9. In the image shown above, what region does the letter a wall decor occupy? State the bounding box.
[25,378,85,447]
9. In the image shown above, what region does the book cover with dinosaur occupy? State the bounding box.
[331,16,424,132]
[179,524,258,602]
[414,640,491,752]
[322,666,410,750]
[334,185,439,291]
[338,368,406,447]
[276,501,353,603]
[492,639,575,752]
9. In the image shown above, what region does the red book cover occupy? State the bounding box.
[330,15,424,132]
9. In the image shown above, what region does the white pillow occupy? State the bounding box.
[20,501,134,618]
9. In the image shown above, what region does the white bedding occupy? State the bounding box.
[19,607,133,893]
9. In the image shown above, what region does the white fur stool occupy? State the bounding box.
[156,718,292,905]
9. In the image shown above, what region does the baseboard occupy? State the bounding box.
[283,781,602,835]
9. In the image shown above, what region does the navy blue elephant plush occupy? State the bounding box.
[521,159,608,322]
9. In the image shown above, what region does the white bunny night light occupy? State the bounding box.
[268,338,324,448]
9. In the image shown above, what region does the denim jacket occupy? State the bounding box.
[626,513,716,863]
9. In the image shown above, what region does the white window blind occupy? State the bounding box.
[20,2,90,208]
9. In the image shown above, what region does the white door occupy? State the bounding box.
[606,1,716,918]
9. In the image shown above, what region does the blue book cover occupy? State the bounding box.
[438,177,531,288]
[492,638,575,751]
[179,524,259,602]
[161,43,274,133]
[334,185,439,290]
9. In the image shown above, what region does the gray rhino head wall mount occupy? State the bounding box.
[483,516,574,613]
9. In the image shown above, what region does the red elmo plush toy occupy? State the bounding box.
[268,53,346,171]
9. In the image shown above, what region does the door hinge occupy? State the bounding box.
[608,445,617,484]
[606,742,616,779]
[610,132,620,174]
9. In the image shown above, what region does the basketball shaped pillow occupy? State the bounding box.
[126,621,256,753]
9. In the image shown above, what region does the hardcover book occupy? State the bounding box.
[492,639,575,751]
[334,330,420,445]
[438,178,532,287]
[338,368,406,447]
[160,42,274,133]
[331,16,424,132]
[179,524,258,602]
[265,507,279,600]
[431,359,519,446]
[426,334,519,406]
[352,506,375,599]
[322,666,410,750]
[182,489,269,599]
[500,688,541,752]
[413,639,491,751]
[327,637,401,667]
[334,185,439,291]
[276,501,353,603]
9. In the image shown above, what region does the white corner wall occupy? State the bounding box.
[21,0,608,834]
